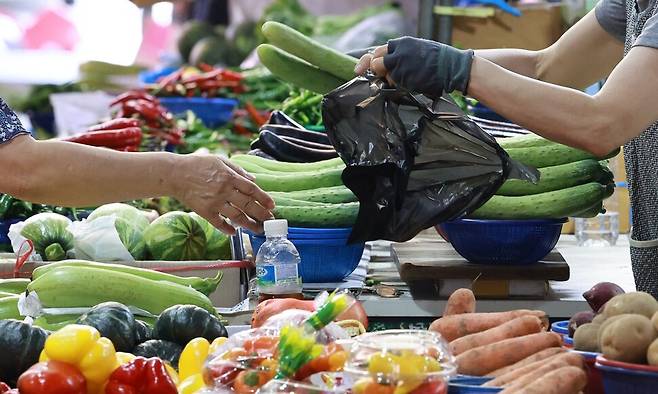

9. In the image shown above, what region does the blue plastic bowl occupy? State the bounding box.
[159,97,238,128]
[438,218,566,265]
[286,227,353,239]
[551,320,570,336]
[248,228,364,283]
[596,358,658,394]
[449,376,502,394]
[564,335,574,346]
[0,218,21,250]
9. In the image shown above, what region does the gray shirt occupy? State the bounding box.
[596,0,658,48]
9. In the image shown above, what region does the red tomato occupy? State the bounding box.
[363,381,395,394]
[410,380,447,394]
[203,360,243,387]
[17,361,86,394]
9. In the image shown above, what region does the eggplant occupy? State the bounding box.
[247,149,276,160]
[258,130,338,162]
[265,110,305,129]
[280,135,335,151]
[260,124,331,145]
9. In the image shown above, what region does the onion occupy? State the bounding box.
[583,282,625,313]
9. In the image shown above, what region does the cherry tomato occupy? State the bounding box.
[328,351,348,371]
[203,359,242,387]
[244,336,279,354]
[222,348,249,361]
[232,370,268,394]
[364,381,396,394]
[17,361,86,394]
[409,380,447,394]
[259,358,278,381]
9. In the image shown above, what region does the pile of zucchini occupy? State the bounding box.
[469,134,619,220]
[230,154,358,228]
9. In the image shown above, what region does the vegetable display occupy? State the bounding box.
[153,305,228,346]
[143,211,207,261]
[0,320,48,384]
[20,213,74,261]
[76,302,137,352]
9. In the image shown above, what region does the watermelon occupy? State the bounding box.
[190,213,231,260]
[20,213,74,261]
[144,212,207,261]
[88,203,148,260]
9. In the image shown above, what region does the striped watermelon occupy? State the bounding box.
[190,212,231,260]
[144,212,206,261]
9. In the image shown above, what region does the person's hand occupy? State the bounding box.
[174,154,275,235]
[354,36,475,97]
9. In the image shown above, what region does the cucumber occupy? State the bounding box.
[506,145,620,168]
[254,167,344,192]
[469,182,614,220]
[231,154,344,172]
[272,195,325,207]
[257,44,345,94]
[496,159,607,196]
[229,158,278,175]
[273,202,359,228]
[0,278,30,294]
[572,201,604,218]
[497,134,551,149]
[261,21,357,81]
[271,186,357,204]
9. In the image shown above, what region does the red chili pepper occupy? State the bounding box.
[220,69,243,82]
[64,127,142,148]
[143,128,183,145]
[199,63,214,72]
[105,357,177,394]
[110,91,158,107]
[17,361,86,394]
[245,102,268,127]
[121,101,165,122]
[156,69,183,91]
[233,122,253,136]
[87,118,141,132]
[115,145,140,152]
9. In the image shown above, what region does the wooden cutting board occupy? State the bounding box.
[393,240,570,282]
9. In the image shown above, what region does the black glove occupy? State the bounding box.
[383,36,474,96]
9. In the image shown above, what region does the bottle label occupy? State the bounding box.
[257,263,300,289]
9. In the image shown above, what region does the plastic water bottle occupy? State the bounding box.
[255,219,303,302]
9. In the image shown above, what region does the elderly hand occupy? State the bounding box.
[174,154,275,235]
[354,36,475,97]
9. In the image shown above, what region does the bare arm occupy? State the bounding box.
[0,136,274,234]
[475,11,624,89]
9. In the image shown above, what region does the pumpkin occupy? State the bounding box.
[133,339,183,367]
[153,304,227,346]
[76,302,136,352]
[134,320,152,344]
[0,319,49,384]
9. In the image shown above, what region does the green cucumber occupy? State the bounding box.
[272,195,325,207]
[572,201,604,218]
[261,21,357,81]
[497,134,552,149]
[254,167,344,192]
[0,278,30,294]
[506,145,620,168]
[496,159,606,196]
[257,44,345,94]
[229,158,278,175]
[231,154,345,172]
[273,202,359,228]
[469,182,614,220]
[271,186,357,204]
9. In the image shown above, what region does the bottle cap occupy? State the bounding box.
[264,219,288,237]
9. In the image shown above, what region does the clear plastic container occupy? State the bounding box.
[256,219,303,300]
[574,212,619,247]
[344,330,457,394]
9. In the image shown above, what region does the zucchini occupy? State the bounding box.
[496,159,607,196]
[261,21,357,81]
[257,44,345,94]
[254,167,344,192]
[271,186,357,204]
[0,278,30,294]
[273,202,359,228]
[231,154,344,172]
[259,130,337,162]
[469,182,614,220]
[497,134,551,149]
[506,145,620,168]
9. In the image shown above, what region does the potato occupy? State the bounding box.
[599,314,656,363]
[597,314,634,344]
[603,292,658,319]
[592,314,607,325]
[648,338,658,366]
[652,311,658,332]
[574,323,601,352]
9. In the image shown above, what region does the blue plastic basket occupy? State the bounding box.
[449,376,502,394]
[596,359,658,394]
[159,97,238,128]
[286,227,353,239]
[248,228,364,283]
[551,320,570,336]
[438,218,566,265]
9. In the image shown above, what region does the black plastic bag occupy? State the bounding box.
[322,77,539,243]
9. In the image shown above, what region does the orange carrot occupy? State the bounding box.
[430,310,549,342]
[484,352,584,387]
[456,332,562,376]
[500,366,587,394]
[486,347,566,377]
[450,315,543,355]
[443,288,476,316]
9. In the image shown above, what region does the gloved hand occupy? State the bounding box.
[355,36,474,97]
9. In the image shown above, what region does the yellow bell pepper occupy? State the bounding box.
[178,374,206,394]
[165,363,180,386]
[179,336,228,380]
[116,352,136,365]
[40,324,119,394]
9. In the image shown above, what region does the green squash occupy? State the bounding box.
[76,302,136,352]
[134,319,152,344]
[153,304,227,346]
[0,319,49,384]
[133,339,182,368]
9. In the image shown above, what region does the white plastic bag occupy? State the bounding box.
[331,10,411,54]
[8,221,42,262]
[67,215,134,262]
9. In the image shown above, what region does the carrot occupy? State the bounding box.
[486,347,566,377]
[456,332,562,376]
[484,352,583,387]
[450,315,543,355]
[443,288,476,316]
[500,366,587,394]
[430,310,549,342]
